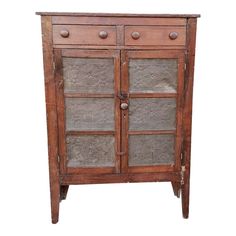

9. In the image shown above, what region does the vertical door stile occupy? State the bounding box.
[54,49,67,174]
[120,50,129,173]
[114,50,121,173]
[174,53,185,172]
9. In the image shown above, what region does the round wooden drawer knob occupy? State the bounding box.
[120,103,129,110]
[99,31,108,39]
[60,29,70,38]
[169,32,178,40]
[131,32,140,40]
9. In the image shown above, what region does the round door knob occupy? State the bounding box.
[99,31,108,39]
[131,32,140,40]
[60,29,69,38]
[169,32,178,40]
[120,103,129,110]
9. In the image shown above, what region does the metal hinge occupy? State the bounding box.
[181,165,186,185]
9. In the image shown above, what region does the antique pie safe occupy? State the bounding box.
[36,12,200,223]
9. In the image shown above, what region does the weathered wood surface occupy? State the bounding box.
[53,25,116,45]
[125,26,186,46]
[41,16,60,224]
[38,13,199,223]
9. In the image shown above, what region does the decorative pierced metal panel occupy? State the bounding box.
[129,59,177,93]
[65,98,114,131]
[129,135,175,166]
[129,98,176,130]
[66,135,115,167]
[63,58,114,93]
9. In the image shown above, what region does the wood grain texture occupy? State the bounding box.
[129,93,177,98]
[50,16,188,26]
[113,51,121,173]
[41,16,60,224]
[61,172,181,185]
[37,12,200,18]
[66,167,116,175]
[54,49,67,175]
[127,165,174,173]
[38,13,199,222]
[181,18,198,219]
[174,52,185,172]
[64,93,114,98]
[128,130,175,135]
[125,26,186,46]
[62,49,119,58]
[54,45,186,50]
[53,25,116,45]
[120,50,129,173]
[60,185,69,201]
[171,181,181,198]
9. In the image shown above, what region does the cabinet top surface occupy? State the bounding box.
[36,12,200,18]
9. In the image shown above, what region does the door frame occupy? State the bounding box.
[120,50,185,174]
[54,49,121,175]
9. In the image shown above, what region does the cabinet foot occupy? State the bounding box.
[60,185,69,201]
[181,179,190,218]
[50,181,60,224]
[171,181,180,198]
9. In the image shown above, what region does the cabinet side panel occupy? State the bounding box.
[181,18,198,218]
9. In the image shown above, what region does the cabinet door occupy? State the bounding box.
[54,49,121,174]
[121,50,185,173]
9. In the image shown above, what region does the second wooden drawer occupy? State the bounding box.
[53,25,117,45]
[125,26,186,46]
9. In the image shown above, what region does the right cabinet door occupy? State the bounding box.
[121,50,185,173]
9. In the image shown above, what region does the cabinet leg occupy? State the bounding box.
[50,180,60,224]
[181,174,190,219]
[60,185,69,201]
[171,181,180,198]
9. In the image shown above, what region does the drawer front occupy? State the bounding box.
[53,25,117,45]
[125,26,186,46]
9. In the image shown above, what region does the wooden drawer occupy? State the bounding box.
[53,25,117,45]
[125,26,186,46]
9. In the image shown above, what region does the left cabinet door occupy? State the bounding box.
[54,49,121,175]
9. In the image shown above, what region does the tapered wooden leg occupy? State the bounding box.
[60,185,69,201]
[171,181,181,198]
[181,173,190,218]
[50,178,60,224]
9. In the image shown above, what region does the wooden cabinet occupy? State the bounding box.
[36,12,200,223]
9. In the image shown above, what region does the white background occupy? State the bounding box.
[0,0,236,235]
